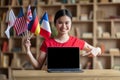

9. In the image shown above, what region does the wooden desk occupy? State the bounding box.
[12,69,120,80]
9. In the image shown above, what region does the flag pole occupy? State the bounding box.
[29,33,34,39]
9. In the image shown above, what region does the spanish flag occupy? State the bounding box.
[28,8,40,35]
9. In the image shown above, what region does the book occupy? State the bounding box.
[2,12,6,23]
[11,0,20,6]
[2,55,9,67]
[2,41,8,53]
[116,32,120,38]
[30,0,37,5]
[88,11,93,20]
[112,0,120,2]
[109,48,120,55]
[97,26,103,38]
[0,74,7,80]
[79,0,90,3]
[96,10,105,20]
[100,0,109,3]
[17,0,22,5]
[102,32,110,38]
[23,0,30,6]
[113,65,120,70]
[82,33,93,38]
[11,54,21,68]
[80,14,88,21]
[11,0,16,6]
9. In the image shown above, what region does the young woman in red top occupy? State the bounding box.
[24,9,101,69]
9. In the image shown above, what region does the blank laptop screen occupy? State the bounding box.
[47,47,80,69]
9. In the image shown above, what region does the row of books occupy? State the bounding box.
[0,0,37,6]
[0,53,33,69]
[82,60,103,69]
[1,0,120,6]
[3,0,114,6]
[0,40,37,53]
[0,0,77,6]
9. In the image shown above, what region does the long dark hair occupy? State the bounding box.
[54,9,72,25]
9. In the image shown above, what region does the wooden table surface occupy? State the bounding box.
[12,69,120,80]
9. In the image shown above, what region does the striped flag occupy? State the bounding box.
[26,5,32,28]
[40,12,51,39]
[5,9,16,38]
[29,8,40,35]
[14,7,27,36]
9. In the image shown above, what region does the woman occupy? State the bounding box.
[24,9,101,69]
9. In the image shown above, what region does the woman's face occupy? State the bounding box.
[55,15,72,35]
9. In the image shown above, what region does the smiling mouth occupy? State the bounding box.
[60,28,67,31]
[61,29,66,32]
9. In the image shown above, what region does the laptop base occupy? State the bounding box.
[47,69,84,73]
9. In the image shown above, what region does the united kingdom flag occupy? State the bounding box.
[26,5,32,29]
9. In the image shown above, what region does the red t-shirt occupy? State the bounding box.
[40,36,85,53]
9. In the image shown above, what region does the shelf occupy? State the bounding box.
[0,0,120,79]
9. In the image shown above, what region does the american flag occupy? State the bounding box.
[14,8,27,36]
[26,5,32,26]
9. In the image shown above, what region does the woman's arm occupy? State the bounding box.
[24,38,46,69]
[82,42,101,56]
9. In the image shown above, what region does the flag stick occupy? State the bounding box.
[21,32,26,37]
[28,31,31,38]
[29,33,34,39]
[26,30,29,38]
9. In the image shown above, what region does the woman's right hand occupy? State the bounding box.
[23,37,31,51]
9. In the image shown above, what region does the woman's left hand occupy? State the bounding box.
[83,47,101,56]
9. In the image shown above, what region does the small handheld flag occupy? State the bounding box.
[14,7,27,36]
[40,12,51,39]
[5,9,16,38]
[28,8,40,35]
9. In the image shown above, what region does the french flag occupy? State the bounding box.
[40,12,51,39]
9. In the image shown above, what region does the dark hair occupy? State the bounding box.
[54,9,72,25]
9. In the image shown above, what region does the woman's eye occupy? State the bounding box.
[66,22,68,24]
[58,22,62,24]
[66,22,69,25]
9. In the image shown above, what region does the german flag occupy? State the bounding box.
[28,8,40,35]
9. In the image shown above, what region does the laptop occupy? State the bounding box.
[47,47,83,73]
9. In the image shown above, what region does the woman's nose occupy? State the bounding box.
[62,23,66,28]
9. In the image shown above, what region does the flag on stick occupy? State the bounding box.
[40,12,51,39]
[26,5,33,37]
[26,5,32,28]
[14,7,27,36]
[28,8,40,35]
[5,9,16,38]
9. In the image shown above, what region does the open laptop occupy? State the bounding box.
[47,47,83,73]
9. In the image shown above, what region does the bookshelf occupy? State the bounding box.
[0,0,120,79]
